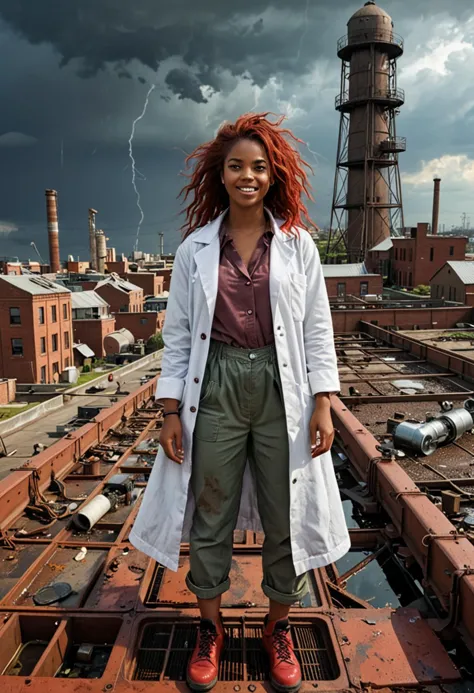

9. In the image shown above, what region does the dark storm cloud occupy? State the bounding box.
[2,0,472,103]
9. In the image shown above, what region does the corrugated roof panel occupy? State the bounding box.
[71,291,109,309]
[322,263,368,277]
[446,261,474,285]
[0,275,71,295]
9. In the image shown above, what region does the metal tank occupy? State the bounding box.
[104,328,135,355]
[328,1,406,262]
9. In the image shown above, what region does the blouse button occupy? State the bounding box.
[190,406,197,413]
[247,309,253,315]
[201,333,207,340]
[246,281,251,286]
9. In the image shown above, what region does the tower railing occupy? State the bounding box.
[337,29,404,55]
[379,137,407,153]
[335,87,405,109]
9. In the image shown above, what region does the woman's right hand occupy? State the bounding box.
[159,414,184,464]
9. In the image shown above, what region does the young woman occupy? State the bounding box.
[130,113,350,692]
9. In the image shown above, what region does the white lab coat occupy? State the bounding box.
[130,209,350,575]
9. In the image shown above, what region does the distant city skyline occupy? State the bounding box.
[1,0,474,258]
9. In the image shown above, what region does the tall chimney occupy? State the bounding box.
[159,232,164,256]
[96,230,107,274]
[432,177,441,235]
[45,189,60,273]
[88,208,98,270]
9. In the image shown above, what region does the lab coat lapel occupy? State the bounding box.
[193,213,224,317]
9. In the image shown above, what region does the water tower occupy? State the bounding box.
[327,1,405,262]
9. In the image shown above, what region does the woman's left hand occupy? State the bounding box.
[309,396,335,458]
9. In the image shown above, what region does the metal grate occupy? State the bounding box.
[133,621,338,682]
[144,564,165,607]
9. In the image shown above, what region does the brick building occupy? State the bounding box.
[0,378,16,405]
[323,264,383,298]
[72,291,116,358]
[66,261,90,273]
[156,269,172,292]
[366,223,467,289]
[0,275,73,383]
[0,260,22,276]
[92,276,144,313]
[122,272,164,298]
[430,261,474,305]
[114,311,165,341]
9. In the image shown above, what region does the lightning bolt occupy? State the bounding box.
[129,84,156,253]
[295,0,310,65]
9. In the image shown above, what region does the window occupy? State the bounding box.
[360,282,369,296]
[409,249,413,262]
[395,248,398,260]
[63,304,68,319]
[337,282,346,297]
[40,366,46,383]
[51,305,57,322]
[40,337,46,354]
[65,357,70,368]
[409,272,412,287]
[11,338,23,356]
[140,318,148,325]
[449,246,454,256]
[52,334,58,351]
[64,331,70,348]
[38,306,45,324]
[52,362,59,375]
[9,307,21,325]
[430,247,434,261]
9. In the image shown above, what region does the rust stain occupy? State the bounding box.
[197,476,228,515]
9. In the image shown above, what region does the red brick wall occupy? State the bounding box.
[114,312,161,341]
[95,284,144,314]
[73,316,116,358]
[106,260,129,274]
[0,286,73,383]
[392,225,466,288]
[156,269,171,292]
[122,272,163,297]
[331,306,472,333]
[325,275,383,298]
[0,379,16,404]
[67,261,90,273]
[430,263,471,303]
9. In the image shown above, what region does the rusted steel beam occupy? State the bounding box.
[340,372,458,383]
[331,395,474,646]
[341,392,474,404]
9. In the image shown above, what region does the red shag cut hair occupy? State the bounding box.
[179,112,315,238]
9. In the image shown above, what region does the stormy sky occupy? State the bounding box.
[1,0,474,260]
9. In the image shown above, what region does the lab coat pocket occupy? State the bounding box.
[290,273,307,321]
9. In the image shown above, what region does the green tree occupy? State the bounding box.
[146,332,164,352]
[412,284,430,296]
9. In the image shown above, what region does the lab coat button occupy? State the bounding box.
[292,478,297,484]
[200,333,207,340]
[190,406,197,413]
[194,378,199,383]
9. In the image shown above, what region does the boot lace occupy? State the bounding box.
[273,628,294,665]
[197,628,218,662]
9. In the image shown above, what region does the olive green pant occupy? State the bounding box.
[186,339,309,605]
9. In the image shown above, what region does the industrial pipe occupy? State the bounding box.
[72,494,111,531]
[393,399,474,455]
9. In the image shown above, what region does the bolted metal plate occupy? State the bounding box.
[333,608,461,687]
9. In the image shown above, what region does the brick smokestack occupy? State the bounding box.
[88,208,98,271]
[45,189,60,273]
[432,177,441,235]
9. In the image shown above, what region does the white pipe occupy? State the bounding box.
[73,494,111,531]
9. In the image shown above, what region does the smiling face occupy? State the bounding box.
[221,138,272,210]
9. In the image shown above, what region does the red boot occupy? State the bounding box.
[186,619,225,691]
[262,617,302,692]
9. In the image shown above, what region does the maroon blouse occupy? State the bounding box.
[211,226,274,349]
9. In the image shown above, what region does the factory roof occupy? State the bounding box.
[73,343,95,358]
[369,238,393,252]
[435,260,474,285]
[71,290,109,310]
[322,262,369,277]
[0,274,71,295]
[95,274,142,294]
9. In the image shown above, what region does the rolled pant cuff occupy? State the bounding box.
[185,572,230,600]
[262,581,309,606]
